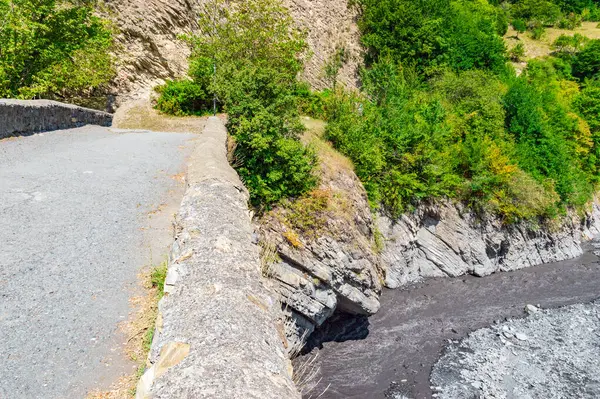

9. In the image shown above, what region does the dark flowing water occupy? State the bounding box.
[300,245,600,399]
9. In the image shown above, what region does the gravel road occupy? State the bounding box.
[302,244,600,399]
[0,126,194,399]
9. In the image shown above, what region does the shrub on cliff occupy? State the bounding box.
[0,0,115,100]
[156,0,317,208]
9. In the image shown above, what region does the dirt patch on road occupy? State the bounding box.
[112,99,207,133]
[86,263,167,399]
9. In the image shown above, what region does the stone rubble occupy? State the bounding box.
[431,300,600,399]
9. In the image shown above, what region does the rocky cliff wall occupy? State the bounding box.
[104,0,198,101]
[379,201,600,288]
[257,122,381,348]
[286,0,362,90]
[260,124,600,345]
[106,0,361,101]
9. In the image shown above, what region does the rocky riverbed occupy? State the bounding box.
[431,300,600,399]
[299,243,600,399]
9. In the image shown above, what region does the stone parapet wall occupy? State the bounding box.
[136,117,299,399]
[0,99,112,139]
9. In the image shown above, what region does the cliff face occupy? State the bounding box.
[379,201,600,288]
[257,120,381,347]
[259,122,600,344]
[285,0,362,90]
[104,0,197,101]
[106,0,361,101]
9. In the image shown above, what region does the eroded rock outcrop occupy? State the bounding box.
[260,123,600,345]
[286,0,362,90]
[379,201,600,288]
[104,0,198,102]
[258,124,381,346]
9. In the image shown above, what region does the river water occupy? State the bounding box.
[300,244,600,399]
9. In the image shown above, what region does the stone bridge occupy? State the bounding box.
[0,100,297,399]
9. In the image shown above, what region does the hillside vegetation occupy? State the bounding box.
[0,0,115,102]
[322,0,600,221]
[155,0,600,223]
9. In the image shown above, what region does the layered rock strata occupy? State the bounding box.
[261,128,600,344]
[258,129,382,347]
[378,201,600,288]
[137,117,299,399]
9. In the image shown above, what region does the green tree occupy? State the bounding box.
[159,0,317,207]
[573,39,600,80]
[552,33,587,54]
[0,0,114,100]
[512,0,562,25]
[355,0,506,74]
[512,19,528,38]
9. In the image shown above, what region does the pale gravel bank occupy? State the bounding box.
[431,300,600,399]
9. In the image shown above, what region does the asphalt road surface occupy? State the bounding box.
[0,126,194,398]
[303,244,600,399]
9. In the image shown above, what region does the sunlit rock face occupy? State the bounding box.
[106,0,361,102]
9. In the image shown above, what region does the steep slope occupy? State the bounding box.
[106,0,361,102]
[258,119,600,346]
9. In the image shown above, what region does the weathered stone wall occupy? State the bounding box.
[0,99,112,139]
[137,117,299,399]
[378,200,600,288]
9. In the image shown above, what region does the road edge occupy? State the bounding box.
[136,116,300,398]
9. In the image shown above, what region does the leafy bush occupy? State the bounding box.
[552,33,588,55]
[573,39,600,80]
[512,19,528,37]
[510,43,526,61]
[557,12,583,28]
[155,80,211,116]
[295,84,332,120]
[513,0,562,25]
[229,106,318,206]
[322,0,600,221]
[530,22,547,39]
[355,0,507,74]
[156,0,317,208]
[0,0,115,100]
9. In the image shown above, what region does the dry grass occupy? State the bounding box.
[505,22,600,63]
[300,116,354,174]
[259,241,280,277]
[86,261,167,399]
[260,117,357,246]
[112,99,208,133]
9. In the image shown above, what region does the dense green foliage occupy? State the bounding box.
[323,0,600,221]
[156,0,317,208]
[154,80,212,116]
[0,0,115,100]
[357,0,508,74]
